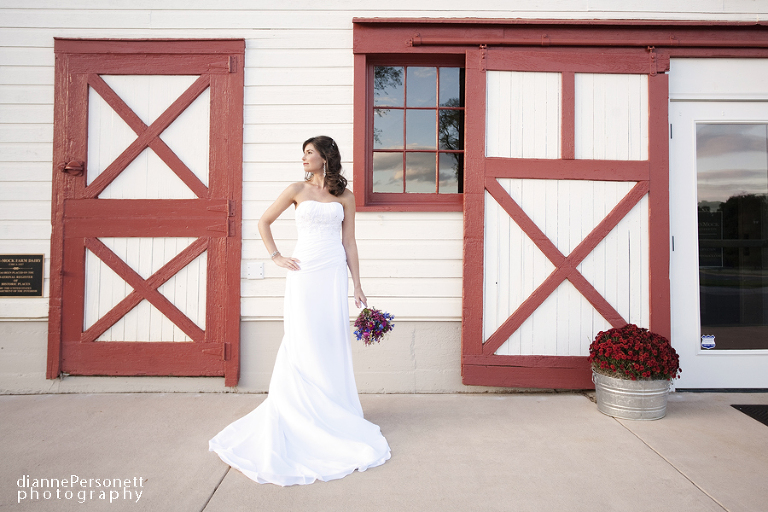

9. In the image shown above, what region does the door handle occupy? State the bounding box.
[59,160,84,176]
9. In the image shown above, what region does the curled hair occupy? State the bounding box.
[303,135,347,197]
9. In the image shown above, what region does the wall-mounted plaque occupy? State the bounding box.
[0,255,44,297]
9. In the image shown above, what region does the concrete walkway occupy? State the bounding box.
[2,392,767,512]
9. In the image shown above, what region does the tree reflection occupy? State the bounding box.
[373,67,404,145]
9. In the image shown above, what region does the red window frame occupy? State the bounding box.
[354,53,465,211]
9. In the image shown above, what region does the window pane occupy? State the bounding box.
[439,110,462,150]
[440,67,462,107]
[373,109,403,149]
[696,123,768,350]
[406,109,436,150]
[374,66,404,107]
[406,67,436,107]
[439,153,461,194]
[405,153,436,193]
[373,152,403,192]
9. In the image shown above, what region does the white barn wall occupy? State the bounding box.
[1,1,766,393]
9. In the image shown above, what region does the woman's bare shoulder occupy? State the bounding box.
[339,188,355,205]
[275,181,306,201]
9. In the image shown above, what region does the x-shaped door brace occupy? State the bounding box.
[81,237,209,343]
[483,178,650,355]
[84,73,210,199]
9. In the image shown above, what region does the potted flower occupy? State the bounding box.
[588,324,681,420]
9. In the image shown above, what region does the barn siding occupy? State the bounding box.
[1,1,766,392]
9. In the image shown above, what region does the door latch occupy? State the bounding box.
[59,160,85,176]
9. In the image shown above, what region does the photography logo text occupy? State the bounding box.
[17,474,144,504]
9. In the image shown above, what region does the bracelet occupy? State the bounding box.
[270,250,280,259]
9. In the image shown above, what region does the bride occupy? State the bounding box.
[209,136,391,486]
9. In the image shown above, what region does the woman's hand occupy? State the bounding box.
[354,286,367,309]
[273,255,301,271]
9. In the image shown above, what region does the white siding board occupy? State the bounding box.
[0,200,50,220]
[243,238,462,258]
[0,47,55,66]
[246,86,353,106]
[246,68,353,87]
[0,85,54,105]
[0,240,49,253]
[0,105,52,124]
[245,49,353,69]
[0,183,51,201]
[0,125,53,144]
[244,105,353,125]
[0,221,51,240]
[243,277,460,298]
[3,0,767,15]
[242,296,461,322]
[0,142,51,162]
[0,66,53,85]
[0,163,52,182]
[242,239,462,262]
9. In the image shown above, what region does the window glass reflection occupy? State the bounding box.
[405,153,436,193]
[373,109,403,149]
[406,67,436,107]
[696,123,768,350]
[439,153,462,194]
[439,68,463,107]
[439,110,462,150]
[373,66,404,107]
[406,110,436,149]
[373,152,403,193]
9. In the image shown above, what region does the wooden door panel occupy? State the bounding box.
[48,40,244,386]
[462,47,670,389]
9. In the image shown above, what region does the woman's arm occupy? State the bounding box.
[258,183,302,271]
[340,190,367,308]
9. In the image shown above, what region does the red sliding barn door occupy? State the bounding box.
[462,47,670,389]
[48,40,244,386]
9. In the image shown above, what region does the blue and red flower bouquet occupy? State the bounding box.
[354,307,395,346]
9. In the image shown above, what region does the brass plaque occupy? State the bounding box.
[0,255,44,297]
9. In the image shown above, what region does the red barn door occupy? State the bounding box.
[47,40,244,386]
[462,47,671,389]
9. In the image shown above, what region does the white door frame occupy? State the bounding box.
[669,100,768,388]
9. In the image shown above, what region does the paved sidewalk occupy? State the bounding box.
[1,392,767,512]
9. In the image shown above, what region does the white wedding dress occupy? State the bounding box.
[209,200,391,486]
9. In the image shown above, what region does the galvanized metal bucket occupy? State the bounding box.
[592,371,671,420]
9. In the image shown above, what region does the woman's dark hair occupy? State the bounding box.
[302,135,347,197]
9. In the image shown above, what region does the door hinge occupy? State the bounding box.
[647,46,657,76]
[670,123,673,139]
[206,200,235,216]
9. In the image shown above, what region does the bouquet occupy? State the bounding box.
[354,307,395,346]
[588,323,681,381]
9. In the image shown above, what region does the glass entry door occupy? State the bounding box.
[697,124,768,350]
[670,102,768,388]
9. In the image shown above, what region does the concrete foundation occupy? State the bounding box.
[0,320,510,394]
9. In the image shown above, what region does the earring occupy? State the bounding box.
[323,162,327,178]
